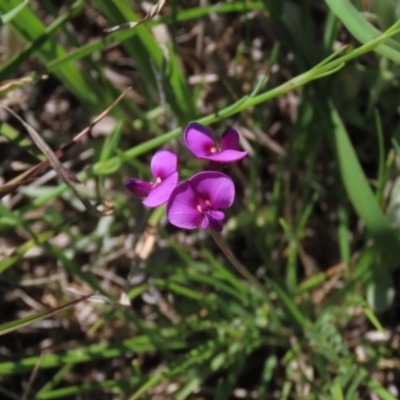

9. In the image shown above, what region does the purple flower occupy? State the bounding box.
[125,149,178,208]
[184,122,248,163]
[167,171,235,232]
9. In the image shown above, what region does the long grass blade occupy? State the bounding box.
[0,293,94,336]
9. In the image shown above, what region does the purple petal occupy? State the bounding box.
[209,210,225,221]
[200,215,209,230]
[143,171,179,208]
[205,212,224,231]
[167,181,203,229]
[220,129,239,151]
[184,122,216,159]
[151,149,178,180]
[125,178,152,197]
[207,210,224,231]
[189,171,235,209]
[204,149,248,163]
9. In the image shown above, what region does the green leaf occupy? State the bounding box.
[327,102,400,271]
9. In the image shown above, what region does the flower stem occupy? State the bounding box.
[210,230,268,300]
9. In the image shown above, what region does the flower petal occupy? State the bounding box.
[143,171,178,208]
[204,149,248,163]
[189,171,235,209]
[167,180,203,229]
[207,213,224,232]
[200,215,209,230]
[209,210,225,221]
[220,129,239,151]
[125,178,152,197]
[150,149,178,180]
[184,122,216,159]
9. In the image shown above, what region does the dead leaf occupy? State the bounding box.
[0,77,33,95]
[120,223,157,306]
[0,88,130,201]
[134,224,157,260]
[0,178,37,196]
[104,0,167,32]
[0,104,105,215]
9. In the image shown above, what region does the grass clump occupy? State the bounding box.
[1,0,400,398]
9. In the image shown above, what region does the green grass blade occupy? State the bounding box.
[0,293,94,336]
[0,336,186,376]
[92,0,196,122]
[0,0,29,26]
[36,377,138,399]
[327,102,400,269]
[365,375,397,400]
[0,0,110,110]
[36,364,73,397]
[325,0,400,63]
[374,109,386,204]
[0,230,53,274]
[43,2,264,74]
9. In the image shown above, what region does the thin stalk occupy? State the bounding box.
[210,230,268,301]
[210,231,290,331]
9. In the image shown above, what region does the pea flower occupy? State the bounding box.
[167,171,235,232]
[125,149,178,208]
[184,122,248,163]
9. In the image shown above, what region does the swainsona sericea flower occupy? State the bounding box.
[125,149,178,208]
[167,171,235,232]
[184,122,248,163]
